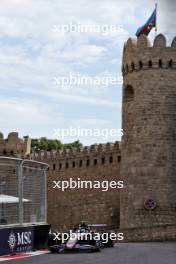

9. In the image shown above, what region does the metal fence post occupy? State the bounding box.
[18,160,23,225]
[44,168,47,223]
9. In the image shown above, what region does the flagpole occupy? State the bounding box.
[155,2,158,37]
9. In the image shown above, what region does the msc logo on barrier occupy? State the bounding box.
[0,227,34,255]
[7,230,32,253]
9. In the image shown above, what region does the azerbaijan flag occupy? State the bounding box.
[136,8,157,37]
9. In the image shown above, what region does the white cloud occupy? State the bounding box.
[0,97,63,127]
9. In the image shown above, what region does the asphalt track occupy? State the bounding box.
[2,243,176,264]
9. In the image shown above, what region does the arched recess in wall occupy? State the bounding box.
[124,85,134,103]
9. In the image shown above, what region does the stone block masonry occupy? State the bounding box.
[120,34,176,232]
[34,142,121,230]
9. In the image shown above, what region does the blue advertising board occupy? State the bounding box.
[0,226,34,255]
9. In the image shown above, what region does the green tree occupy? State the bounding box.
[31,138,82,152]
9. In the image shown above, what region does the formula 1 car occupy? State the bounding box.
[48,222,114,253]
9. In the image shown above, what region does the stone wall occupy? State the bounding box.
[121,225,176,242]
[34,142,121,230]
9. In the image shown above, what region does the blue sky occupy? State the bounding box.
[0,0,175,145]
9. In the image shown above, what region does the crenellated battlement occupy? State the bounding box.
[33,141,120,161]
[32,141,121,171]
[122,34,176,76]
[0,131,121,171]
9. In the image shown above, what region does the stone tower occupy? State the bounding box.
[0,132,31,157]
[120,34,176,230]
